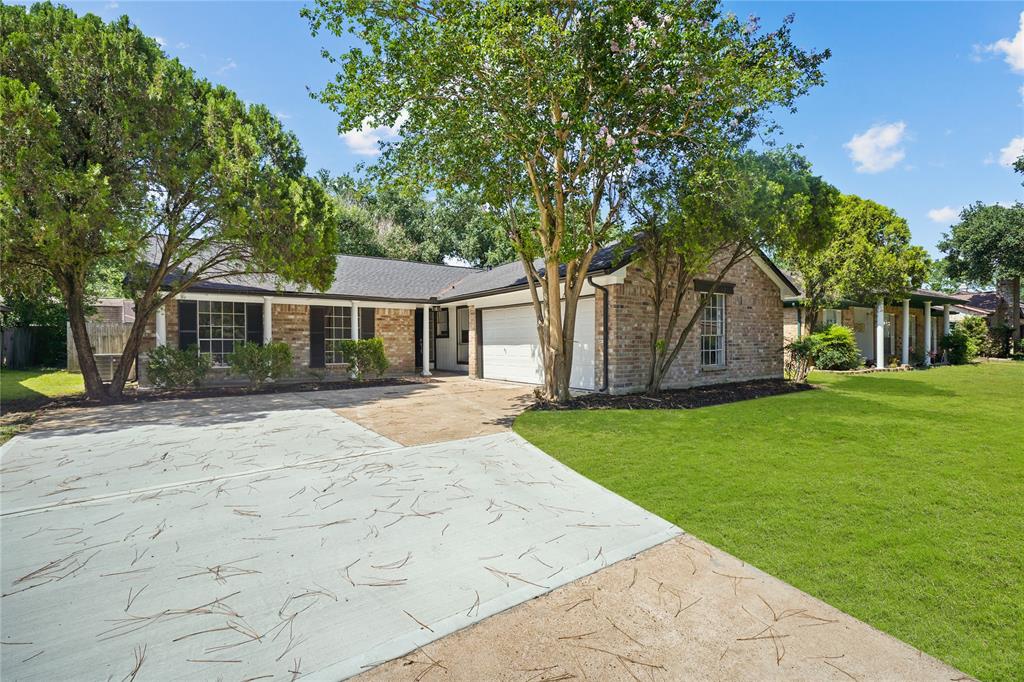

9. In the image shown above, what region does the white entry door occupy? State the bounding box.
[852,307,874,360]
[481,300,596,390]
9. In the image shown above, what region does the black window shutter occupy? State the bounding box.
[309,306,326,368]
[178,300,198,350]
[245,303,264,345]
[359,307,375,339]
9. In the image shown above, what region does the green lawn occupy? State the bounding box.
[515,363,1024,681]
[1,367,84,403]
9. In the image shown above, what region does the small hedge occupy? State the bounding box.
[147,345,210,388]
[226,342,293,386]
[940,327,979,365]
[334,337,389,380]
[810,325,862,370]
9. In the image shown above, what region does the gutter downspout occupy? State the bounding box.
[588,276,610,392]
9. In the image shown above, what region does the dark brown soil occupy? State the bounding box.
[531,378,814,411]
[0,376,422,416]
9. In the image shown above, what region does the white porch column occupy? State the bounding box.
[923,300,932,366]
[351,302,359,340]
[421,303,432,377]
[875,298,885,365]
[155,305,167,347]
[262,297,273,344]
[901,299,910,366]
[943,304,950,336]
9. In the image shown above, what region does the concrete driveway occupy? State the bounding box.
[0,391,677,681]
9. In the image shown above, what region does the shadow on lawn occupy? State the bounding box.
[821,371,961,399]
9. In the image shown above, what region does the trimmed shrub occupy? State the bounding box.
[810,325,862,370]
[940,328,978,365]
[336,337,390,380]
[956,316,990,357]
[784,336,815,383]
[226,342,293,386]
[147,345,210,388]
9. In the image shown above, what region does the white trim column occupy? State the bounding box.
[943,304,950,336]
[155,305,167,347]
[262,297,273,344]
[923,300,932,366]
[421,303,432,377]
[875,298,885,365]
[901,299,910,366]
[351,302,359,340]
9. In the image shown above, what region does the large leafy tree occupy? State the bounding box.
[788,194,930,332]
[305,0,828,401]
[0,3,337,399]
[630,150,837,392]
[939,202,1024,347]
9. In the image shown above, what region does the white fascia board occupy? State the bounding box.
[589,265,628,286]
[459,281,598,310]
[750,253,798,299]
[171,291,420,310]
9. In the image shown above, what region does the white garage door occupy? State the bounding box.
[482,299,595,390]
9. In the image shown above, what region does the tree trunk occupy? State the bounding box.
[543,257,564,402]
[65,281,109,401]
[1011,275,1021,350]
[107,308,152,398]
[804,306,821,335]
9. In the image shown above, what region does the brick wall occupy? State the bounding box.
[467,305,480,378]
[376,308,415,373]
[605,256,784,394]
[271,304,310,371]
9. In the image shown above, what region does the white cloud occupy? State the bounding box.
[340,112,408,156]
[175,41,189,50]
[216,59,238,75]
[927,206,959,224]
[154,35,166,47]
[105,1,118,8]
[984,11,1024,72]
[843,121,908,173]
[998,136,1024,166]
[275,112,292,121]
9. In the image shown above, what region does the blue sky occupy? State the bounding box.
[32,1,1024,255]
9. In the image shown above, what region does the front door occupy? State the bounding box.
[852,307,873,361]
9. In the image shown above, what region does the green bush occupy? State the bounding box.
[146,345,210,388]
[226,342,293,386]
[810,325,862,370]
[335,337,390,380]
[784,336,815,383]
[940,328,978,365]
[956,316,990,356]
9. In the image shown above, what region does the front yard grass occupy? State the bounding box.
[1,367,84,403]
[515,363,1024,681]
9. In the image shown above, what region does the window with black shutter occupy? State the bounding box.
[309,306,326,368]
[359,307,376,339]
[178,300,198,350]
[245,303,264,345]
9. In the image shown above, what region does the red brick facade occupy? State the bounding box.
[604,256,784,394]
[374,308,415,374]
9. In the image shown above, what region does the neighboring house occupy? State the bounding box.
[782,288,964,366]
[140,246,799,395]
[946,284,1024,351]
[89,298,136,324]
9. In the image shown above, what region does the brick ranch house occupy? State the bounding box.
[782,287,965,367]
[141,246,799,395]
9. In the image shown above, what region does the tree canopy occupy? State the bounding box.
[787,194,930,330]
[1,3,337,398]
[939,202,1024,287]
[305,0,829,400]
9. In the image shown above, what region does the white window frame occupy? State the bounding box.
[324,306,352,365]
[823,308,843,327]
[197,300,247,367]
[700,292,727,369]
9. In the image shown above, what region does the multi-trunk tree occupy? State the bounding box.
[1,3,337,400]
[628,150,837,393]
[305,0,829,401]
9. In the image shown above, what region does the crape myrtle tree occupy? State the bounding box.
[0,3,336,400]
[788,195,930,333]
[304,0,829,402]
[628,150,837,393]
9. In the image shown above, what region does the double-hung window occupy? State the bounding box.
[198,301,246,366]
[823,308,843,328]
[324,307,352,364]
[700,292,727,368]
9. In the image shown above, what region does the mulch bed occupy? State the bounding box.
[531,378,814,411]
[0,376,422,417]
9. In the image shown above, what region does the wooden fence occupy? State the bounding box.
[67,322,136,381]
[2,328,34,369]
